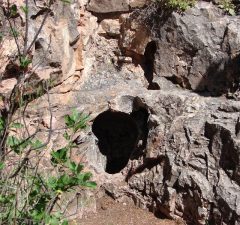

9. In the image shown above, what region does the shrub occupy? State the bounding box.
[0,109,96,225]
[217,0,236,15]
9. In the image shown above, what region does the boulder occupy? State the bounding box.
[87,0,129,13]
[98,19,121,37]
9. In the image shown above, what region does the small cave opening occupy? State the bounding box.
[92,108,149,174]
[141,41,160,90]
[92,110,139,174]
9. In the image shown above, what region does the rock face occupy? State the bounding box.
[153,2,240,96]
[87,0,129,13]
[1,0,240,225]
[76,2,240,224]
[123,92,240,225]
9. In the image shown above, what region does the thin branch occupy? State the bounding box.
[23,0,29,55]
[46,194,60,214]
[9,84,53,178]
[22,101,30,137]
[26,8,50,54]
[6,18,22,57]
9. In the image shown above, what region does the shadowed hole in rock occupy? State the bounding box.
[141,41,160,90]
[35,40,43,50]
[92,110,139,174]
[130,107,149,158]
[92,108,149,174]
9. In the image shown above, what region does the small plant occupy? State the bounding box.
[19,56,32,69]
[167,0,195,10]
[154,0,195,11]
[217,0,236,15]
[0,109,96,225]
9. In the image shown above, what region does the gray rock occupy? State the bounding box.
[87,0,129,13]
[152,2,240,96]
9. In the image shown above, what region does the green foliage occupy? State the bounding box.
[1,0,95,223]
[19,56,32,69]
[10,28,19,37]
[154,0,195,11]
[10,4,18,17]
[0,110,96,225]
[0,162,5,170]
[217,0,236,15]
[0,32,3,42]
[64,109,90,132]
[10,122,24,129]
[20,6,29,14]
[0,117,5,132]
[167,0,195,10]
[60,0,71,3]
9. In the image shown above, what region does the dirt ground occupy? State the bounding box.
[78,196,185,225]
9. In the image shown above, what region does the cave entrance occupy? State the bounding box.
[92,110,139,174]
[92,108,149,174]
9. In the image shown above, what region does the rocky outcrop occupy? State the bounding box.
[1,0,240,225]
[77,2,240,224]
[87,0,150,13]
[154,2,240,96]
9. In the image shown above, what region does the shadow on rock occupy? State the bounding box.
[195,54,240,97]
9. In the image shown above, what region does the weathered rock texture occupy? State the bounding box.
[154,2,240,96]
[87,0,129,13]
[1,0,240,225]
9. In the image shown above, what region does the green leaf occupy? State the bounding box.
[228,8,235,15]
[20,6,28,14]
[19,138,31,150]
[31,139,43,149]
[10,28,19,37]
[10,4,18,17]
[45,214,61,225]
[19,56,31,69]
[64,115,74,128]
[0,32,3,42]
[7,136,21,153]
[47,176,58,190]
[67,161,77,172]
[73,114,89,132]
[63,131,70,140]
[61,220,69,225]
[82,172,92,182]
[7,136,20,146]
[0,162,5,170]
[0,194,15,204]
[64,110,89,131]
[70,109,81,122]
[82,181,97,189]
[0,117,5,131]
[61,174,71,185]
[76,163,84,173]
[10,122,24,129]
[77,172,93,184]
[51,147,68,164]
[30,209,45,222]
[60,0,71,4]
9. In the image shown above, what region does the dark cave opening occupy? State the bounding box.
[92,110,139,174]
[92,108,149,174]
[141,41,160,90]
